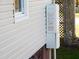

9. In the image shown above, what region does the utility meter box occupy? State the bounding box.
[46,4,60,49]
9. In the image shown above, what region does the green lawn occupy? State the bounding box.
[57,47,79,59]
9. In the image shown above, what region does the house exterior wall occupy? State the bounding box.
[0,0,51,59]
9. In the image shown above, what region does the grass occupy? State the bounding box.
[57,47,79,59]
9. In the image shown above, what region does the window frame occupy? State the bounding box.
[14,0,29,23]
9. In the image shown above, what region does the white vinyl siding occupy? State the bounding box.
[0,0,14,27]
[0,0,51,59]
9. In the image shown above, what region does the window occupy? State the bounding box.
[14,0,29,22]
[15,0,24,13]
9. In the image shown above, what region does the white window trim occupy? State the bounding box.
[14,0,29,23]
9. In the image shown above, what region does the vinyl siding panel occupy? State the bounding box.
[0,0,14,27]
[0,0,51,59]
